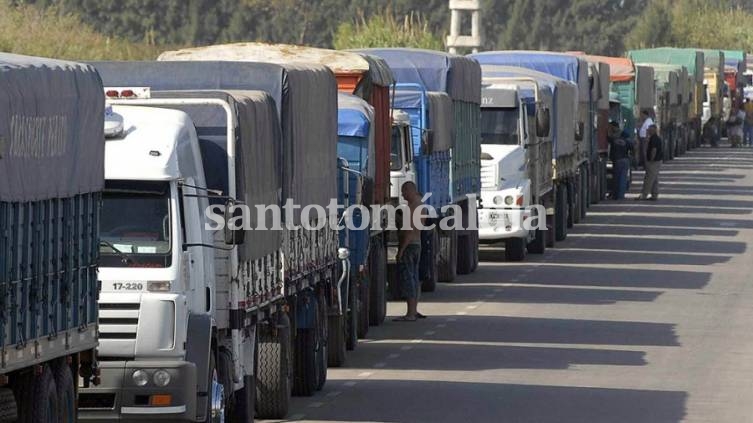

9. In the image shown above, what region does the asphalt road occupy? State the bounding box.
[265,146,753,423]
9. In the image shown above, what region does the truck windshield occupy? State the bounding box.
[100,180,172,268]
[390,126,404,171]
[481,108,520,145]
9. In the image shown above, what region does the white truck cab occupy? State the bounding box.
[479,83,534,261]
[390,110,416,202]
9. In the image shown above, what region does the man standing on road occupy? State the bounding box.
[744,98,753,147]
[637,125,663,201]
[637,110,654,168]
[394,181,426,322]
[608,122,633,200]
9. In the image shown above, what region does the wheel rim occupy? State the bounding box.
[210,369,225,422]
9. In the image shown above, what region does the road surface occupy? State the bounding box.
[266,146,753,422]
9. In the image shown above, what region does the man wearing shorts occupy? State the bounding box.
[394,181,425,321]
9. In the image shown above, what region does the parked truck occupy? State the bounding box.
[640,63,690,159]
[479,64,578,245]
[84,61,342,420]
[723,50,747,106]
[359,48,482,285]
[476,73,553,260]
[160,43,395,330]
[0,54,103,422]
[472,51,593,235]
[628,48,706,149]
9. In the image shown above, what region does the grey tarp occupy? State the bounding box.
[636,65,657,111]
[427,92,454,152]
[90,61,337,225]
[0,53,104,202]
[151,90,282,261]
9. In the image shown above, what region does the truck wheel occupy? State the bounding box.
[580,171,588,220]
[571,179,581,225]
[315,291,328,391]
[546,211,556,248]
[0,388,17,423]
[504,237,527,261]
[230,375,255,423]
[368,240,387,326]
[357,277,369,339]
[471,232,479,272]
[206,353,227,423]
[345,276,358,351]
[30,365,59,423]
[555,185,568,242]
[438,229,457,282]
[327,314,346,367]
[292,328,317,397]
[255,317,291,419]
[421,228,439,292]
[53,360,76,423]
[456,234,474,275]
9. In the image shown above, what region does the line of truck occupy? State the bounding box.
[0,45,746,422]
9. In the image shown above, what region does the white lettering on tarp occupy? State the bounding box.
[9,115,68,158]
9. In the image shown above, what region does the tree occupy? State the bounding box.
[333,10,444,50]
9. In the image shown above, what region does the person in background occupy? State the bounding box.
[394,181,426,321]
[728,105,745,148]
[608,121,633,200]
[637,125,663,201]
[744,98,753,147]
[637,110,654,167]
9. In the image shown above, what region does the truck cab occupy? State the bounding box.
[478,83,533,261]
[389,110,416,202]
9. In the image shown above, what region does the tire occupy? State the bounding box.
[421,228,439,292]
[345,276,358,351]
[437,229,457,282]
[456,233,474,275]
[580,171,588,220]
[572,178,581,225]
[327,314,346,367]
[0,388,17,423]
[255,316,291,419]
[53,360,76,423]
[555,185,568,242]
[30,366,59,423]
[368,240,387,326]
[471,232,479,272]
[315,291,328,391]
[205,352,227,423]
[357,276,369,339]
[546,210,556,248]
[504,237,527,261]
[292,328,317,397]
[527,227,546,255]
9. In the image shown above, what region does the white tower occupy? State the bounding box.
[446,0,482,54]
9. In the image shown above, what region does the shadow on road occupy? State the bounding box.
[420,284,661,305]
[299,380,687,423]
[575,224,739,238]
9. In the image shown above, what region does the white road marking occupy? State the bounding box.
[357,372,373,378]
[411,339,424,343]
[466,304,478,310]
[456,311,467,315]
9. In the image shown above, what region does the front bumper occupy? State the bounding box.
[79,360,198,422]
[478,208,529,241]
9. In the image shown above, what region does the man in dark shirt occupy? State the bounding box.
[608,122,633,200]
[637,125,663,201]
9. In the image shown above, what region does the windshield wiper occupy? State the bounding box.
[99,240,137,265]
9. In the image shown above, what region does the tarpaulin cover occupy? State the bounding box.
[90,60,337,224]
[151,90,282,260]
[427,92,454,152]
[356,48,481,104]
[161,43,395,87]
[571,54,635,83]
[646,65,680,105]
[635,65,656,111]
[479,65,576,159]
[472,51,590,102]
[627,48,705,83]
[337,92,375,176]
[0,53,105,202]
[700,49,724,71]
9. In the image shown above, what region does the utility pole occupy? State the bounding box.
[446,0,482,54]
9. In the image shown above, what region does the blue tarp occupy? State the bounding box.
[337,93,371,138]
[356,48,481,104]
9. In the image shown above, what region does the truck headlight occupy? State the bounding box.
[493,196,504,205]
[147,281,171,292]
[153,370,171,387]
[132,370,149,387]
[504,196,515,205]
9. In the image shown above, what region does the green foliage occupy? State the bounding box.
[627,0,753,51]
[0,1,163,60]
[333,11,444,50]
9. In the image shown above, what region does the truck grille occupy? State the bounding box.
[480,163,497,191]
[79,393,116,410]
[97,301,139,357]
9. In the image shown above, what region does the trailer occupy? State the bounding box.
[628,48,706,149]
[479,64,578,245]
[639,63,691,159]
[0,53,104,422]
[84,61,342,420]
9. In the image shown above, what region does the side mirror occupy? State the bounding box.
[224,200,245,245]
[535,108,550,138]
[574,122,585,141]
